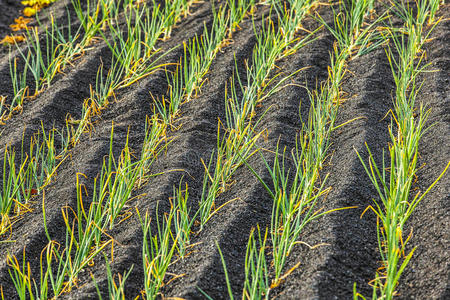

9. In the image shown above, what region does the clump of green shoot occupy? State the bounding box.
[0,148,26,236]
[0,125,64,237]
[242,227,270,299]
[93,255,133,300]
[138,207,178,299]
[317,0,385,59]
[171,181,194,258]
[316,0,387,102]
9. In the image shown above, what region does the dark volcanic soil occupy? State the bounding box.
[0,1,448,299]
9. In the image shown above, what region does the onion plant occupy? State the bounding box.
[13,26,43,99]
[242,227,270,299]
[2,0,226,235]
[0,148,25,236]
[0,126,64,237]
[89,57,126,108]
[71,0,109,43]
[316,0,387,103]
[171,181,194,258]
[7,54,28,117]
[25,125,64,190]
[6,248,48,300]
[93,255,133,300]
[354,1,448,299]
[316,0,386,59]
[2,0,325,297]
[138,208,178,299]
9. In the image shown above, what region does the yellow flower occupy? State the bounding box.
[10,16,32,31]
[22,0,55,8]
[23,6,38,17]
[0,35,26,45]
[21,0,38,6]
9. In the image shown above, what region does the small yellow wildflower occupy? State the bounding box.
[10,16,32,31]
[0,35,26,45]
[23,6,39,17]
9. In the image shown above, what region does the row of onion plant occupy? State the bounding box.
[90,0,257,297]
[354,0,448,299]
